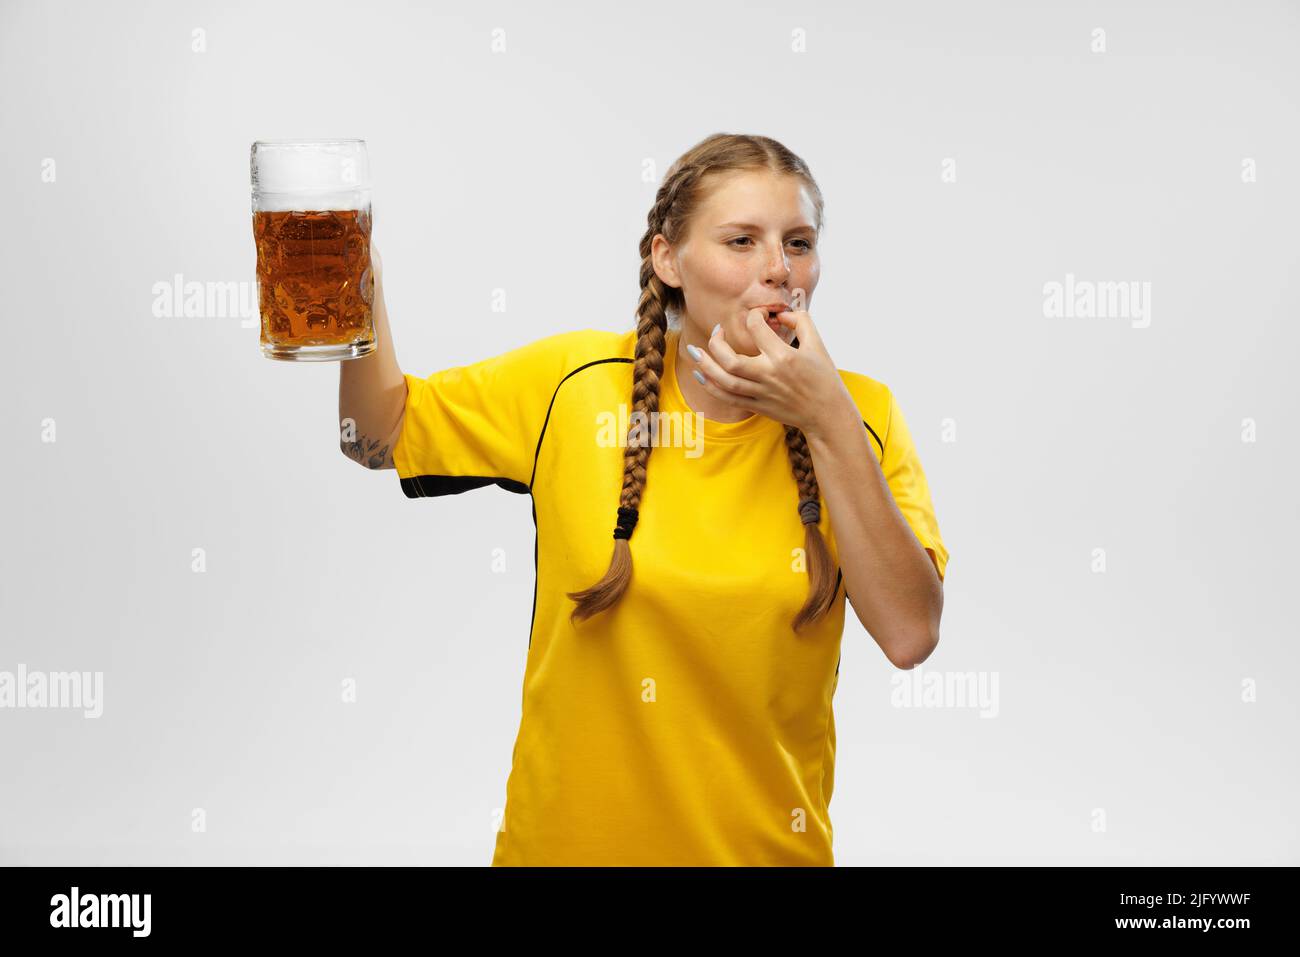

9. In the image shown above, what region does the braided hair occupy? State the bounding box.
[566,133,838,632]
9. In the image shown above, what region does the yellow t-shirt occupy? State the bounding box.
[394,326,948,866]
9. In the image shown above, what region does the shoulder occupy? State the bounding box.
[835,367,895,455]
[453,328,634,389]
[550,327,639,366]
[507,327,637,374]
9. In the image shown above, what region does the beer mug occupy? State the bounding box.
[251,139,375,360]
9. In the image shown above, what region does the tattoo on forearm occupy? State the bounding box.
[341,434,391,468]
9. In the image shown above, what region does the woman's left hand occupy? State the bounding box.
[689,308,854,440]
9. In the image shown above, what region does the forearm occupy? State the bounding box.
[804,392,943,668]
[339,258,406,469]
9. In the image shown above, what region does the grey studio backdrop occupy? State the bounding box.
[1,0,1297,867]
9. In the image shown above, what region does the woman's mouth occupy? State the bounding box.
[749,303,790,334]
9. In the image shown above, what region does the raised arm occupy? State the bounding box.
[339,244,406,469]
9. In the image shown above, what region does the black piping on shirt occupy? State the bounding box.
[400,474,528,497]
[525,356,635,647]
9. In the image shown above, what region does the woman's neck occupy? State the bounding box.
[671,326,754,424]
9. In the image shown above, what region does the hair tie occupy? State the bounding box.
[798,498,820,526]
[613,506,639,540]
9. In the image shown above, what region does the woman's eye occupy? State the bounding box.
[728,237,813,252]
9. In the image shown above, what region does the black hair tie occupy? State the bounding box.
[613,506,639,540]
[798,497,821,526]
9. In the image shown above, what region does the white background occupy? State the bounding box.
[1,0,1297,865]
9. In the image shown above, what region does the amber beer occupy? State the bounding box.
[253,207,373,351]
[251,140,375,361]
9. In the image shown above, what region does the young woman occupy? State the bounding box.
[339,133,948,866]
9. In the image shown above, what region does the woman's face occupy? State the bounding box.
[654,170,820,356]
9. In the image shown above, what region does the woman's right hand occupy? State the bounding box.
[370,241,383,293]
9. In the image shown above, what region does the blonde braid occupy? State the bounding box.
[566,170,704,622]
[784,425,838,631]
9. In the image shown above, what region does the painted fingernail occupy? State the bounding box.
[711,323,721,337]
[686,343,702,361]
[692,369,706,385]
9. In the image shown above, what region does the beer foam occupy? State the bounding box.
[251,140,371,211]
[254,189,371,213]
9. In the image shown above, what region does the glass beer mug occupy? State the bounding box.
[251,139,375,360]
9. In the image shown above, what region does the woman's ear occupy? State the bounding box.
[649,234,682,290]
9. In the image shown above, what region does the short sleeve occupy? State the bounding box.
[393,332,570,498]
[879,388,949,582]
